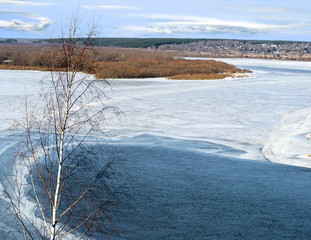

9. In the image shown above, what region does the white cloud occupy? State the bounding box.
[0,14,52,31]
[0,0,54,6]
[83,5,139,10]
[232,6,294,13]
[123,14,285,35]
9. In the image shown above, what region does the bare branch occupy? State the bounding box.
[4,10,121,240]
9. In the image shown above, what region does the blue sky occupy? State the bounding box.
[0,0,311,41]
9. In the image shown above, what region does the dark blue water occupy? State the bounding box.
[113,135,311,240]
[1,132,311,239]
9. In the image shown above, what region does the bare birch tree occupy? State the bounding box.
[1,14,121,240]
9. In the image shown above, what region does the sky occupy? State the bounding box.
[0,0,311,41]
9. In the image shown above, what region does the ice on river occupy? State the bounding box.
[106,58,311,167]
[1,59,311,168]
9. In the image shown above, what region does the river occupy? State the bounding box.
[1,58,311,239]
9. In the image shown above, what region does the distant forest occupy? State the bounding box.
[1,38,309,48]
[33,38,213,48]
[1,37,310,61]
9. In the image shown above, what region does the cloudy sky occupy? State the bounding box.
[0,0,311,41]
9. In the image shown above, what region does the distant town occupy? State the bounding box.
[156,40,311,61]
[1,38,311,61]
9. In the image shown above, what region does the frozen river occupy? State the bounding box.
[1,58,311,239]
[106,58,311,167]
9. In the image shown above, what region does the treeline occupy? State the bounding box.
[0,39,18,44]
[35,38,208,48]
[0,45,248,80]
[10,38,310,49]
[90,38,311,48]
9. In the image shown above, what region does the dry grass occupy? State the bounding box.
[0,64,50,71]
[95,57,247,79]
[168,73,234,80]
[0,45,250,80]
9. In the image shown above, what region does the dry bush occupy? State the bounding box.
[95,57,245,79]
[0,45,248,80]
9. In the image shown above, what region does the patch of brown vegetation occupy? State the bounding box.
[0,64,50,71]
[0,45,250,80]
[168,73,234,80]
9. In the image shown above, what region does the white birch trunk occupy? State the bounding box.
[50,81,71,240]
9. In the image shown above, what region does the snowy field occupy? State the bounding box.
[1,58,311,239]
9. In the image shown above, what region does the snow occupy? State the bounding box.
[263,108,311,167]
[0,70,43,131]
